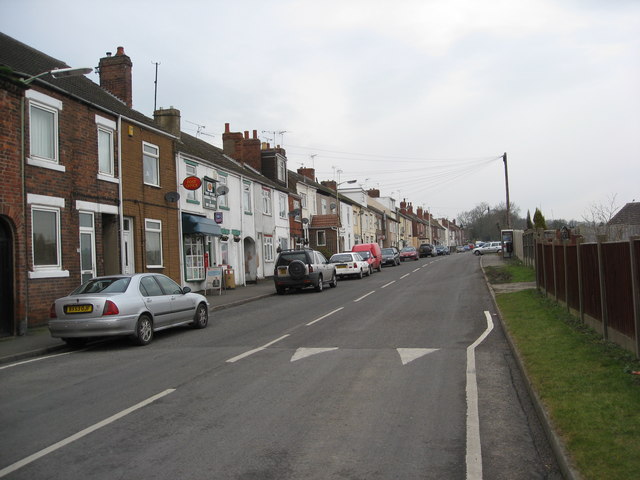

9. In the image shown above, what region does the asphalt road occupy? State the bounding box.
[0,254,561,479]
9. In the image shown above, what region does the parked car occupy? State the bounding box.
[355,251,376,274]
[273,248,337,294]
[329,252,371,279]
[400,246,419,261]
[418,243,434,257]
[381,247,401,266]
[352,243,383,272]
[435,245,449,256]
[49,273,210,347]
[473,241,503,255]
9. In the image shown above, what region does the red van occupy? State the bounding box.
[352,243,383,273]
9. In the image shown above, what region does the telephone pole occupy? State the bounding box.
[503,152,511,228]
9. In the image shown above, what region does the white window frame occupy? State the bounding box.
[184,234,205,281]
[28,194,69,278]
[96,115,116,180]
[217,174,228,209]
[243,181,252,214]
[279,193,287,219]
[262,187,272,216]
[143,142,160,187]
[185,162,198,203]
[317,230,326,246]
[277,155,286,182]
[264,235,274,262]
[26,90,64,172]
[145,218,163,267]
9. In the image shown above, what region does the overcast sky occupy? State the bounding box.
[3,0,639,222]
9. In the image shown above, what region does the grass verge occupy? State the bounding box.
[496,289,640,480]
[484,258,536,284]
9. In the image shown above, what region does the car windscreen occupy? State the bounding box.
[401,247,415,252]
[72,278,131,295]
[330,254,353,263]
[276,252,309,266]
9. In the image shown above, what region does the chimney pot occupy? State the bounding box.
[225,123,230,133]
[116,46,125,55]
[253,130,258,139]
[244,131,249,139]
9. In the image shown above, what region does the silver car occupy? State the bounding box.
[49,274,210,347]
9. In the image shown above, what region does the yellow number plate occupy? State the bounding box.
[64,304,93,314]
[278,267,288,275]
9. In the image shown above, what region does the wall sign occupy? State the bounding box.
[183,176,202,191]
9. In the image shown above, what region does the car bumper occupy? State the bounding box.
[48,315,139,338]
[273,273,320,288]
[334,266,361,276]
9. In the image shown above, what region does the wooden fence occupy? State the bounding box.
[535,236,640,357]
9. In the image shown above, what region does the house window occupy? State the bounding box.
[217,174,228,209]
[185,163,198,203]
[96,115,116,177]
[145,219,163,267]
[277,156,286,182]
[143,142,160,186]
[293,200,301,222]
[317,230,326,246]
[262,188,272,216]
[301,193,307,209]
[184,235,205,281]
[32,206,61,269]
[279,236,289,251]
[243,181,252,213]
[279,194,287,219]
[321,198,328,214]
[264,235,274,262]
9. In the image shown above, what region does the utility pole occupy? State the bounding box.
[503,152,511,228]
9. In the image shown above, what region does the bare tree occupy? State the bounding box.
[581,194,622,241]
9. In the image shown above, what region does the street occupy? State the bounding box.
[0,254,560,479]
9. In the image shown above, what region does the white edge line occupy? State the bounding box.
[226,334,290,363]
[306,307,344,326]
[0,351,76,371]
[466,311,494,480]
[380,280,396,289]
[354,291,375,303]
[0,388,176,478]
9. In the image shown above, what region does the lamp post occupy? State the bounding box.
[21,66,93,85]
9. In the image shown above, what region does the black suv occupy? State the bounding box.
[273,248,337,294]
[418,243,434,258]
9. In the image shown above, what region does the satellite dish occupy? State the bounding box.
[302,217,309,225]
[330,203,337,211]
[164,191,180,203]
[288,208,301,217]
[216,185,229,196]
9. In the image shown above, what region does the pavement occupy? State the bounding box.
[0,279,276,365]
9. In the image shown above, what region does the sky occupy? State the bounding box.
[2,0,639,222]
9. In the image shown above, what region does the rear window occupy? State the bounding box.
[330,254,353,263]
[382,249,394,254]
[72,278,131,295]
[276,252,309,266]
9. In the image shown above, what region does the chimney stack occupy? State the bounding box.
[98,46,133,108]
[153,107,181,136]
[367,189,380,198]
[298,168,316,181]
[222,123,261,170]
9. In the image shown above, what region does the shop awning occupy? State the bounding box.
[182,214,222,236]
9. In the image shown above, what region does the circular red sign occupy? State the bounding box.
[183,176,202,190]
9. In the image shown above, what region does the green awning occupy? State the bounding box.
[182,214,222,236]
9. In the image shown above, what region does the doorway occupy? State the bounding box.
[0,217,14,336]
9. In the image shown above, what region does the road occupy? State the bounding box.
[0,254,561,479]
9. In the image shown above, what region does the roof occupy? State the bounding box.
[310,214,339,228]
[0,31,173,137]
[609,202,640,226]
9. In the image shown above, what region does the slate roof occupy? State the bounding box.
[0,31,173,136]
[609,202,640,226]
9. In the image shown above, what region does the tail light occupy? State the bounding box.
[353,262,357,268]
[103,300,120,316]
[309,265,314,273]
[49,304,57,319]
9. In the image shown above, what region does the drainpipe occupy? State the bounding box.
[117,116,125,273]
[20,96,28,336]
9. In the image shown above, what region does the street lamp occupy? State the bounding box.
[22,66,93,85]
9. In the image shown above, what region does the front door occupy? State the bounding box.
[123,217,135,274]
[0,218,14,336]
[79,212,96,284]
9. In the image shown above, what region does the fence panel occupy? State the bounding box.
[554,244,566,303]
[566,244,580,311]
[580,243,601,321]
[602,242,634,337]
[536,242,544,286]
[543,244,555,294]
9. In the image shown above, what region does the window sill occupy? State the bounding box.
[29,269,70,279]
[27,157,66,172]
[97,174,119,184]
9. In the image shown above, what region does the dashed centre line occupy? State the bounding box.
[354,291,376,302]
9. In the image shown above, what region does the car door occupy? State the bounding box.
[139,275,174,327]
[154,275,195,324]
[316,251,332,280]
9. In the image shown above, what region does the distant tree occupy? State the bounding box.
[526,210,533,229]
[458,202,523,241]
[580,194,622,240]
[533,208,547,229]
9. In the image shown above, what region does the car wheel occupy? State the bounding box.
[289,260,306,280]
[474,251,481,256]
[192,303,209,329]
[329,272,337,288]
[62,337,87,348]
[132,314,153,346]
[315,275,324,292]
[377,264,382,272]
[358,269,364,279]
[368,266,373,276]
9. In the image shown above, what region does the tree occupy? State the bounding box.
[526,210,533,229]
[533,208,547,230]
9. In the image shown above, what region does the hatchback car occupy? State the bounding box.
[381,247,401,266]
[273,248,337,294]
[329,252,371,279]
[400,246,419,261]
[49,274,210,347]
[473,241,503,255]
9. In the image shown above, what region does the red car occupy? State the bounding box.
[400,246,419,261]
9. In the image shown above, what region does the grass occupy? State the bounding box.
[495,287,640,480]
[484,258,536,284]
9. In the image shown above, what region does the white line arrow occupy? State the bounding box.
[397,348,440,365]
[291,347,339,362]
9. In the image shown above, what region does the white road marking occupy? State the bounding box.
[396,348,439,365]
[466,311,494,480]
[306,308,344,326]
[226,335,290,363]
[0,351,76,371]
[380,280,396,289]
[291,347,339,362]
[0,389,175,478]
[400,273,411,279]
[412,268,420,273]
[354,291,375,302]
